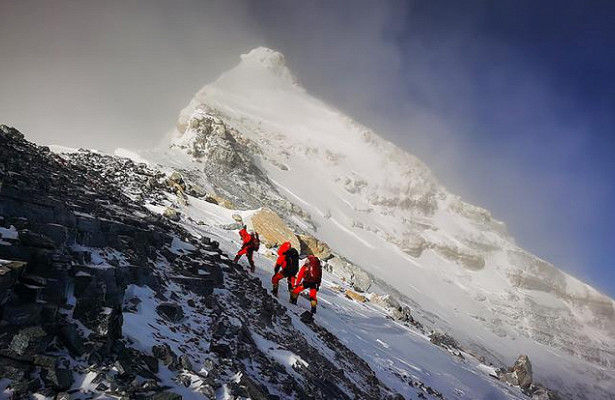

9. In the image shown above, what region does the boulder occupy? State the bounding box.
[58,322,86,356]
[9,326,51,357]
[205,194,236,209]
[152,343,179,370]
[179,354,193,370]
[325,257,371,292]
[93,306,123,346]
[163,207,181,222]
[156,302,184,323]
[0,356,31,381]
[247,208,299,249]
[0,261,27,291]
[497,355,533,389]
[298,234,332,260]
[166,171,187,197]
[186,183,207,198]
[345,290,368,303]
[512,355,533,389]
[391,306,414,323]
[40,358,74,391]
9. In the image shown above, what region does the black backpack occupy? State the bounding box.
[251,232,260,251]
[284,248,299,275]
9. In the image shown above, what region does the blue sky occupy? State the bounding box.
[1,1,614,296]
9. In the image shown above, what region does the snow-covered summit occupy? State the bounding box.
[239,46,292,75]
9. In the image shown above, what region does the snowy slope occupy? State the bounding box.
[143,47,614,399]
[158,192,531,400]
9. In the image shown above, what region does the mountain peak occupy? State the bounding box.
[240,47,288,70]
[223,46,299,87]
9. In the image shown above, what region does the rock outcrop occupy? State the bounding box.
[247,207,300,249]
[497,354,533,389]
[298,234,332,260]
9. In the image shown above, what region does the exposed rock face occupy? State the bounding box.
[434,245,485,271]
[248,207,300,249]
[325,256,371,292]
[298,234,332,259]
[497,355,533,389]
[512,355,533,389]
[180,114,240,165]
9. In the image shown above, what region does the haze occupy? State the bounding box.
[1,0,614,297]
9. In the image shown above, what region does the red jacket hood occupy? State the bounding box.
[277,241,291,256]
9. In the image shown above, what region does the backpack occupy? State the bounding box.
[284,248,299,276]
[251,232,260,251]
[305,255,322,284]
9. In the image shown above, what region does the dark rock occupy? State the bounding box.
[152,343,179,370]
[33,354,57,369]
[55,392,71,400]
[512,354,533,389]
[58,322,86,356]
[41,360,74,391]
[0,260,26,291]
[1,302,43,325]
[18,229,56,249]
[151,391,182,400]
[239,374,270,400]
[163,208,180,222]
[38,223,69,246]
[392,306,414,323]
[0,356,31,381]
[9,325,50,357]
[156,302,184,323]
[429,331,459,350]
[497,355,533,390]
[179,354,193,371]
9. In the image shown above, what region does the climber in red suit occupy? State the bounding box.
[290,255,322,313]
[233,226,259,272]
[271,241,299,296]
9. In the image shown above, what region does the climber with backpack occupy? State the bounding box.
[290,255,322,314]
[233,226,260,272]
[271,241,299,297]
